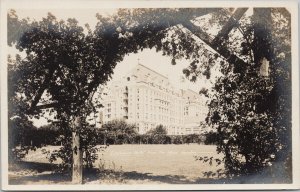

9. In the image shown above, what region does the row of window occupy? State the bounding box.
[105,107,204,120]
[139,124,202,135]
[106,105,184,116]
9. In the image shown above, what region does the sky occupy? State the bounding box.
[13,9,116,30]
[110,48,213,91]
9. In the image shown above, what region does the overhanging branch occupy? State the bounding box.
[212,8,248,45]
[181,16,248,72]
[30,68,56,111]
[86,8,223,96]
[28,8,226,111]
[34,102,59,111]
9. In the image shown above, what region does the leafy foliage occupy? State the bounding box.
[203,131,219,145]
[7,8,218,172]
[145,125,168,144]
[8,117,38,161]
[204,8,292,180]
[147,124,167,135]
[7,8,292,182]
[100,119,138,144]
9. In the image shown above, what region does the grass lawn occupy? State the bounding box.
[99,144,223,179]
[9,144,225,184]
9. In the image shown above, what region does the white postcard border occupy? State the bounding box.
[1,0,299,190]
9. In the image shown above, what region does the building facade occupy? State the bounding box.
[102,64,208,135]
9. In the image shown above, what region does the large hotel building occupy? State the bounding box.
[101,64,208,135]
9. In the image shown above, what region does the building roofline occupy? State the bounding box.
[187,89,199,94]
[182,89,200,95]
[136,63,169,80]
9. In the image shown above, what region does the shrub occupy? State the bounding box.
[204,131,219,145]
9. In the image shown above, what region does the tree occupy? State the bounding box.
[204,8,292,180]
[147,124,168,135]
[146,125,168,144]
[104,8,291,180]
[204,131,219,145]
[8,11,108,183]
[8,8,221,183]
[101,119,138,144]
[8,117,38,161]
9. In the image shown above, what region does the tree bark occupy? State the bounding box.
[72,116,83,184]
[104,134,107,145]
[253,8,272,69]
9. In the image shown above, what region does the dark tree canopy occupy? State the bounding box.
[205,8,292,180]
[8,8,223,119]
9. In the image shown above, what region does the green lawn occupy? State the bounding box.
[10,144,224,184]
[99,144,223,180]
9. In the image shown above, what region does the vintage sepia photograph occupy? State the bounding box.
[1,0,299,190]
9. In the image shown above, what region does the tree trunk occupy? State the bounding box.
[72,116,83,184]
[253,8,272,70]
[104,134,107,145]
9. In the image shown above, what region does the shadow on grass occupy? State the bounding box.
[83,168,254,184]
[84,168,195,184]
[9,172,71,185]
[9,161,71,185]
[9,161,58,173]
[81,169,292,184]
[9,161,216,185]
[84,170,266,184]
[9,161,289,185]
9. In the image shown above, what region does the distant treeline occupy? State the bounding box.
[9,119,218,148]
[99,133,207,145]
[9,118,61,148]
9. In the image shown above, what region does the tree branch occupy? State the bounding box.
[30,68,56,111]
[273,8,291,20]
[86,8,223,97]
[29,8,225,111]
[181,20,248,72]
[212,8,248,45]
[34,102,59,110]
